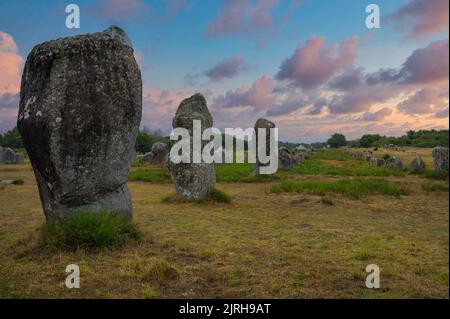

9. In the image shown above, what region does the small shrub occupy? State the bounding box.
[41,211,141,250]
[321,198,336,206]
[382,154,391,161]
[207,188,231,203]
[142,258,179,282]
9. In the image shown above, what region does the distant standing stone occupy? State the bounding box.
[17,26,142,220]
[254,118,276,174]
[2,148,16,164]
[278,148,296,170]
[410,155,425,173]
[168,93,216,200]
[149,142,168,165]
[15,153,24,164]
[371,158,385,167]
[432,146,449,173]
[385,157,404,170]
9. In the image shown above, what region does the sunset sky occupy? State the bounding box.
[0,0,448,142]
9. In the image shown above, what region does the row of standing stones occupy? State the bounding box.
[13,26,450,222]
[347,147,449,174]
[0,146,24,164]
[14,26,280,221]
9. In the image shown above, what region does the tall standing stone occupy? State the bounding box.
[168,94,216,199]
[254,118,276,174]
[410,155,425,173]
[432,146,449,173]
[17,26,142,220]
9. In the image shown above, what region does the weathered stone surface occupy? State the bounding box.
[254,118,276,174]
[385,157,404,170]
[148,142,168,165]
[410,155,425,173]
[17,26,142,220]
[432,146,449,172]
[2,148,16,164]
[364,153,372,162]
[15,153,24,164]
[371,158,385,167]
[168,93,215,199]
[278,147,295,170]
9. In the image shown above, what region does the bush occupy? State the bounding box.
[41,211,141,250]
[421,183,449,192]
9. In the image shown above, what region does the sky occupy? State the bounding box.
[0,0,448,142]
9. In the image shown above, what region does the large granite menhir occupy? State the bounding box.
[168,94,216,200]
[17,26,142,220]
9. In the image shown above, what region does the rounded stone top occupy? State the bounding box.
[28,25,134,58]
[173,93,213,130]
[254,118,275,129]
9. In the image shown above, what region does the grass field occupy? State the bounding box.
[0,148,448,298]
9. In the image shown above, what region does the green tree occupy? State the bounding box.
[327,133,347,148]
[0,127,23,149]
[359,134,382,148]
[135,130,152,154]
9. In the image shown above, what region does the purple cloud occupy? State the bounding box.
[206,0,278,38]
[276,36,358,89]
[398,87,448,115]
[0,92,19,108]
[205,55,247,81]
[387,0,449,38]
[328,67,364,91]
[360,107,393,122]
[435,107,449,119]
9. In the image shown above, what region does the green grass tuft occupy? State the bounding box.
[421,183,449,192]
[271,178,410,199]
[41,211,141,250]
[128,167,172,183]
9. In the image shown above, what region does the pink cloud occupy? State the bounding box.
[328,67,364,91]
[0,31,23,95]
[399,39,449,84]
[87,0,150,21]
[206,0,278,37]
[276,36,358,89]
[388,0,449,38]
[214,75,275,109]
[397,87,449,115]
[360,107,393,122]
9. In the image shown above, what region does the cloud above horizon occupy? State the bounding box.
[276,36,358,90]
[388,0,449,39]
[205,0,278,38]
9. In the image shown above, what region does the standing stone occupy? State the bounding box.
[385,157,404,170]
[278,148,296,170]
[2,148,16,164]
[148,142,168,165]
[254,118,276,174]
[17,26,142,220]
[371,158,385,167]
[364,153,372,162]
[432,146,449,173]
[168,94,215,200]
[410,155,425,173]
